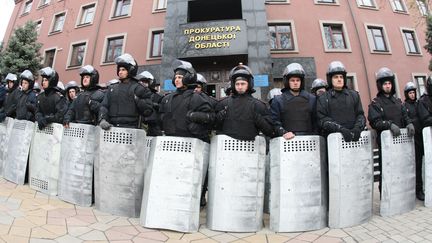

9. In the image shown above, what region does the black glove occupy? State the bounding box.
[216,107,227,122]
[37,118,48,130]
[390,123,401,137]
[99,119,112,130]
[187,111,211,124]
[351,128,362,142]
[406,123,415,137]
[340,127,353,142]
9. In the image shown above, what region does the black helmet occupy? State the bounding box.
[403,81,417,100]
[19,70,35,90]
[426,75,432,95]
[39,67,59,88]
[172,60,197,87]
[311,78,328,93]
[229,64,254,94]
[136,71,155,87]
[196,73,207,92]
[79,65,99,88]
[376,67,395,95]
[326,61,347,89]
[115,53,138,78]
[5,73,18,90]
[283,63,305,90]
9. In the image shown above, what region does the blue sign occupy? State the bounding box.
[254,75,269,87]
[163,79,176,91]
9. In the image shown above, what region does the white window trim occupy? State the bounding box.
[34,18,44,36]
[48,10,68,35]
[267,20,299,54]
[356,0,379,10]
[66,40,89,69]
[264,0,290,4]
[109,0,134,20]
[75,2,98,28]
[411,72,428,96]
[389,0,409,14]
[100,33,127,65]
[319,20,352,53]
[416,0,428,17]
[314,0,340,5]
[42,47,58,68]
[364,23,392,54]
[400,27,423,56]
[37,0,50,9]
[21,0,33,15]
[346,72,359,91]
[152,0,167,13]
[146,28,164,60]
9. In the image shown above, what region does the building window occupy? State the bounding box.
[104,36,124,63]
[317,0,336,3]
[346,74,358,91]
[366,26,389,52]
[269,24,294,50]
[417,0,428,16]
[150,31,164,58]
[22,0,33,15]
[323,24,347,49]
[390,0,406,12]
[113,0,131,17]
[79,4,96,26]
[35,20,42,35]
[414,75,426,96]
[155,0,166,10]
[44,49,56,67]
[51,12,66,33]
[265,0,289,2]
[39,0,50,7]
[69,43,86,67]
[402,29,420,54]
[357,0,376,7]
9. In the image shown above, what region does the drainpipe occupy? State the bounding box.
[89,0,107,65]
[346,0,372,101]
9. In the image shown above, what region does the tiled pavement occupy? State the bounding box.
[0,178,430,243]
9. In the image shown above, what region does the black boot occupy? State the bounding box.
[417,190,425,201]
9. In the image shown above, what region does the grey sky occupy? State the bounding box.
[0,0,15,42]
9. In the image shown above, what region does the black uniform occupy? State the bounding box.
[65,88,104,125]
[418,94,432,127]
[16,89,37,121]
[2,85,21,119]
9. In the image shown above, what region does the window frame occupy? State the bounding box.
[346,72,359,91]
[38,0,50,9]
[389,0,408,13]
[365,23,392,54]
[49,11,67,35]
[319,20,352,52]
[153,0,167,12]
[66,40,88,69]
[400,28,422,56]
[356,0,378,9]
[314,0,339,5]
[22,0,33,15]
[412,73,427,97]
[268,20,299,53]
[150,30,164,59]
[110,0,133,20]
[265,0,290,4]
[101,33,127,65]
[34,18,43,36]
[416,0,428,16]
[76,2,97,27]
[43,47,57,68]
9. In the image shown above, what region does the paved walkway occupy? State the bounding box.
[0,178,429,243]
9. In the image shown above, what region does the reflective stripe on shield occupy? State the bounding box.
[94,127,146,217]
[0,117,14,177]
[269,136,328,232]
[206,135,266,232]
[29,123,64,195]
[140,136,209,233]
[4,119,34,184]
[380,129,415,216]
[424,127,432,207]
[58,123,96,207]
[328,131,374,228]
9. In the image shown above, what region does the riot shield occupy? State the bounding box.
[269,136,327,232]
[29,123,64,195]
[58,123,96,206]
[380,129,415,216]
[327,131,374,228]
[4,119,35,184]
[206,135,266,232]
[0,117,13,177]
[94,127,146,217]
[424,127,432,207]
[140,136,209,233]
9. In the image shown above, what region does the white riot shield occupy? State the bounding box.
[269,136,327,232]
[94,127,146,217]
[29,123,64,195]
[0,117,14,177]
[424,127,432,207]
[206,135,266,232]
[4,119,35,184]
[328,131,374,228]
[380,129,415,216]
[143,136,154,168]
[58,123,96,207]
[140,136,209,233]
[263,154,270,214]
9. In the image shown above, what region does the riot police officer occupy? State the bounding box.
[33,82,41,96]
[403,81,424,200]
[311,78,328,96]
[159,60,213,142]
[136,70,163,136]
[195,73,218,107]
[65,81,80,106]
[271,63,316,140]
[64,65,105,126]
[35,67,68,130]
[317,61,365,142]
[214,64,274,140]
[16,70,37,121]
[419,76,432,128]
[0,73,19,121]
[99,53,153,129]
[0,80,6,114]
